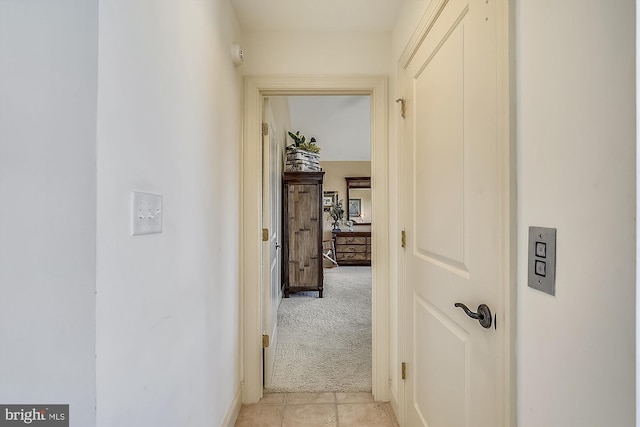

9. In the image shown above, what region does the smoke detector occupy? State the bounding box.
[231,44,244,66]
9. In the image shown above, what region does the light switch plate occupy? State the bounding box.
[528,226,556,295]
[132,191,162,236]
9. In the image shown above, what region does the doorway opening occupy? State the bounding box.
[240,76,389,404]
[265,95,373,393]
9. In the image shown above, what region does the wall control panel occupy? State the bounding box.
[528,226,556,295]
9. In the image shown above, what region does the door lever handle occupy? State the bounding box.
[454,302,492,329]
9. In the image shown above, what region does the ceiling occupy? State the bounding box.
[231,0,404,32]
[286,96,371,161]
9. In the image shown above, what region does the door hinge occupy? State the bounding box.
[262,228,269,241]
[401,362,407,380]
[262,122,269,136]
[262,334,270,348]
[401,230,406,248]
[395,98,406,119]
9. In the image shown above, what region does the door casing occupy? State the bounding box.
[240,76,390,404]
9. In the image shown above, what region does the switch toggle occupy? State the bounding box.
[535,260,546,277]
[528,227,556,295]
[535,242,547,258]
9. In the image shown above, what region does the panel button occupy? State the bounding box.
[535,241,547,258]
[535,260,546,277]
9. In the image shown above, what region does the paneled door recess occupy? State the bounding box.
[282,172,325,298]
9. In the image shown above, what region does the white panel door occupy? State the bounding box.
[262,102,282,387]
[401,0,502,425]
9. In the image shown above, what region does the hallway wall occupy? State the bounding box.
[515,1,635,425]
[0,1,99,426]
[95,1,243,426]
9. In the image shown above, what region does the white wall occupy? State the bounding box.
[0,1,98,426]
[516,1,635,426]
[95,1,242,426]
[241,31,391,75]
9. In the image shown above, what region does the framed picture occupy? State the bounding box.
[348,198,361,217]
[323,191,338,211]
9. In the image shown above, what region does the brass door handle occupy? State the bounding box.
[454,302,492,329]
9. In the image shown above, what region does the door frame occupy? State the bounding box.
[395,0,515,425]
[240,75,389,404]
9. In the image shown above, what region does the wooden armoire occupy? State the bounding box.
[282,171,325,298]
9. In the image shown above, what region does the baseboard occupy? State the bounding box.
[221,386,243,427]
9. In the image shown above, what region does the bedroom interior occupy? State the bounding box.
[270,95,373,392]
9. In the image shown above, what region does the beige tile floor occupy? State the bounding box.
[234,392,400,427]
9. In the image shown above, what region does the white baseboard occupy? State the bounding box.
[221,386,243,427]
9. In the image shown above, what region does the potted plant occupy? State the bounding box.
[287,131,321,154]
[286,131,321,171]
[328,199,345,231]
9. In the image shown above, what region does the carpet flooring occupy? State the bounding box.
[265,266,372,393]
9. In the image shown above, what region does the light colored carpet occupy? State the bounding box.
[265,266,372,393]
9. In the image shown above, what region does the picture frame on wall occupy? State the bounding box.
[348,198,361,217]
[323,191,338,211]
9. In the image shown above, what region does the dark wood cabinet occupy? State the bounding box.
[282,171,325,297]
[333,231,372,266]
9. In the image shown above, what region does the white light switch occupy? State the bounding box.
[132,191,162,236]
